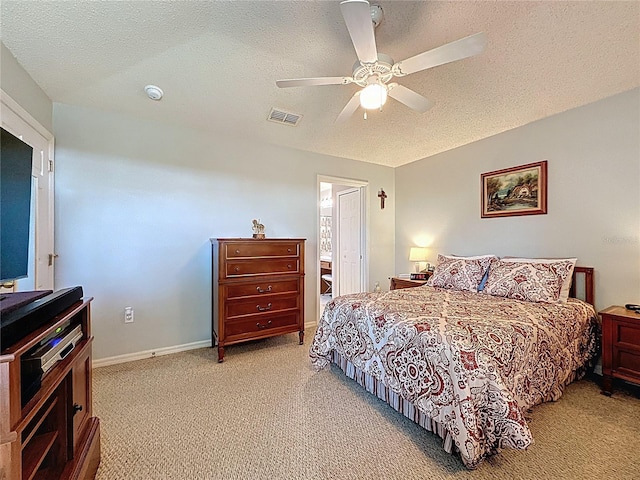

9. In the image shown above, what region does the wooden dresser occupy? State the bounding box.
[211,238,305,362]
[600,305,640,395]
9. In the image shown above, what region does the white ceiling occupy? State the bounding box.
[1,1,638,167]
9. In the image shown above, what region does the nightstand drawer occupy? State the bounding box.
[616,323,640,347]
[614,349,640,375]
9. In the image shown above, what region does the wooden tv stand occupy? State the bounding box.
[0,298,100,480]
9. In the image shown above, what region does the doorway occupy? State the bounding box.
[317,176,368,321]
[0,91,55,293]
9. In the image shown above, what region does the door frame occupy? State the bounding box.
[316,175,369,322]
[0,89,55,291]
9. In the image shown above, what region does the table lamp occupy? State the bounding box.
[409,247,429,273]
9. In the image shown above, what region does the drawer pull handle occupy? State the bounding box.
[256,285,272,293]
[73,403,83,415]
[287,264,292,269]
[256,320,273,329]
[257,303,272,312]
[235,249,240,254]
[234,266,240,272]
[287,248,292,253]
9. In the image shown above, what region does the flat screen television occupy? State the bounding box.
[1,127,34,283]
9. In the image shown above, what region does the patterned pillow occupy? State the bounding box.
[500,257,577,302]
[482,259,576,303]
[426,254,496,292]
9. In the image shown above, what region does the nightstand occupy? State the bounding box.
[390,275,431,290]
[600,305,640,396]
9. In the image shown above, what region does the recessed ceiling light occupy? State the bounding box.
[144,85,163,101]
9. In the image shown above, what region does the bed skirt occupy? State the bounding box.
[330,350,456,454]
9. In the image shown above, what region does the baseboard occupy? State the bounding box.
[95,326,317,368]
[93,339,211,368]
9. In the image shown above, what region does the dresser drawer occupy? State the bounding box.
[225,313,299,337]
[226,295,299,319]
[225,278,300,300]
[225,258,300,278]
[224,241,300,259]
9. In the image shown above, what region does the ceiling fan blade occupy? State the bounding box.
[340,0,378,64]
[276,77,353,88]
[387,84,433,113]
[393,32,487,76]
[335,92,361,123]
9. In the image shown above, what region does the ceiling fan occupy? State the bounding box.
[276,0,487,123]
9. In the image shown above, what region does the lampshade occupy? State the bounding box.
[409,247,429,262]
[359,82,388,110]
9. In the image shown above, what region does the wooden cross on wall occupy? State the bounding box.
[378,189,387,209]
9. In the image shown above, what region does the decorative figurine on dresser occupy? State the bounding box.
[210,238,305,362]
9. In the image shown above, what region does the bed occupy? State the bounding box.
[309,255,599,469]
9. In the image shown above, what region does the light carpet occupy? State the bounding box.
[93,329,640,479]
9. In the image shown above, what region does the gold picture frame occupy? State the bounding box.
[481,160,547,218]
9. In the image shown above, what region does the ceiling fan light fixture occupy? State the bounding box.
[370,5,383,28]
[359,81,387,110]
[277,1,486,122]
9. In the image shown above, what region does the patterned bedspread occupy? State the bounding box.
[309,285,599,469]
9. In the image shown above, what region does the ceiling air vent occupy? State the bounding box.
[268,108,302,126]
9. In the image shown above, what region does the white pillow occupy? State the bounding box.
[498,257,577,303]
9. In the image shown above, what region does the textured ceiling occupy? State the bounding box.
[1,1,638,167]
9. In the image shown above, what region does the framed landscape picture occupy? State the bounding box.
[481,160,547,218]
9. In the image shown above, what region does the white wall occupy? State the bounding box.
[0,42,53,132]
[53,104,395,360]
[395,88,640,312]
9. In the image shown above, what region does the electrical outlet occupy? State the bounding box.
[124,306,134,323]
